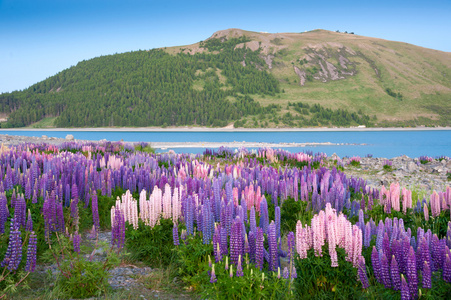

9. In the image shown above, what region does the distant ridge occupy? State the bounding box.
[1,28,450,128]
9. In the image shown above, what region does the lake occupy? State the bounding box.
[1,129,450,158]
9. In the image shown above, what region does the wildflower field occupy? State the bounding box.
[0,141,450,299]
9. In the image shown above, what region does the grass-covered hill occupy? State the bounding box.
[1,29,450,128]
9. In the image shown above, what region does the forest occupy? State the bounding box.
[0,36,370,128]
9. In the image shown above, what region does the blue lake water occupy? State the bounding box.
[1,130,450,158]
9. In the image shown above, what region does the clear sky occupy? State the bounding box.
[1,0,450,93]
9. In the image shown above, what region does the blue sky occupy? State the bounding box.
[1,0,450,93]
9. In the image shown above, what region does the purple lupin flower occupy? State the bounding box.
[283,267,289,279]
[173,223,180,246]
[26,209,33,232]
[422,261,431,289]
[275,206,281,242]
[1,218,22,271]
[259,197,269,234]
[220,225,228,256]
[249,230,256,264]
[210,264,217,283]
[406,246,418,299]
[250,206,257,234]
[380,251,391,288]
[371,246,382,284]
[400,275,410,300]
[0,193,8,234]
[91,193,100,233]
[443,253,451,283]
[268,221,278,272]
[25,232,37,272]
[112,208,125,249]
[73,231,81,254]
[230,217,243,266]
[236,254,244,277]
[391,255,401,291]
[358,256,369,289]
[255,227,264,270]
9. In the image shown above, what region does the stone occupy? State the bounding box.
[65,134,74,140]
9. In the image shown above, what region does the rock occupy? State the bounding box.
[42,135,48,139]
[406,162,418,172]
[65,134,74,141]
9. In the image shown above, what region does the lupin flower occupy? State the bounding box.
[357,256,369,289]
[391,255,401,291]
[73,231,81,254]
[400,275,410,300]
[283,267,289,279]
[210,264,217,283]
[372,246,382,284]
[230,217,243,266]
[268,221,278,272]
[26,209,33,232]
[111,208,125,249]
[1,218,22,271]
[380,251,391,288]
[25,232,37,272]
[406,246,418,299]
[236,255,244,277]
[173,223,179,246]
[443,253,451,283]
[255,227,264,270]
[422,261,431,289]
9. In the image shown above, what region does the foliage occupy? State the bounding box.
[293,246,362,299]
[200,257,293,300]
[280,197,310,233]
[125,218,176,267]
[50,234,122,299]
[174,232,213,289]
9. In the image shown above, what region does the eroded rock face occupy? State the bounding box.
[293,66,306,86]
[294,44,358,85]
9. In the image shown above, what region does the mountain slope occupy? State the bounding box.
[1,29,450,128]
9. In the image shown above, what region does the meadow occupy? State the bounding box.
[0,141,450,299]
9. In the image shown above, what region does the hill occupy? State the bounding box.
[1,29,450,128]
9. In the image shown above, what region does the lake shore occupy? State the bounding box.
[2,126,451,132]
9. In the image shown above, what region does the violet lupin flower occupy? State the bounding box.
[422,261,431,289]
[111,208,125,249]
[0,193,8,234]
[230,217,243,266]
[91,193,100,233]
[255,227,264,270]
[406,246,418,299]
[210,264,217,283]
[236,254,244,277]
[249,231,256,264]
[1,218,22,271]
[259,197,269,234]
[357,256,369,289]
[173,223,180,246]
[275,206,281,242]
[73,231,81,254]
[400,275,410,300]
[268,221,278,272]
[443,253,451,283]
[380,251,391,288]
[391,255,401,291]
[25,231,37,272]
[26,209,33,232]
[371,246,382,284]
[283,267,289,279]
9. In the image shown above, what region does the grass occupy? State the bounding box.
[25,117,57,128]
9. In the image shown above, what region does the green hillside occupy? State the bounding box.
[1,29,450,128]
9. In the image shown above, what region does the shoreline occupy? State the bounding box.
[0,126,450,132]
